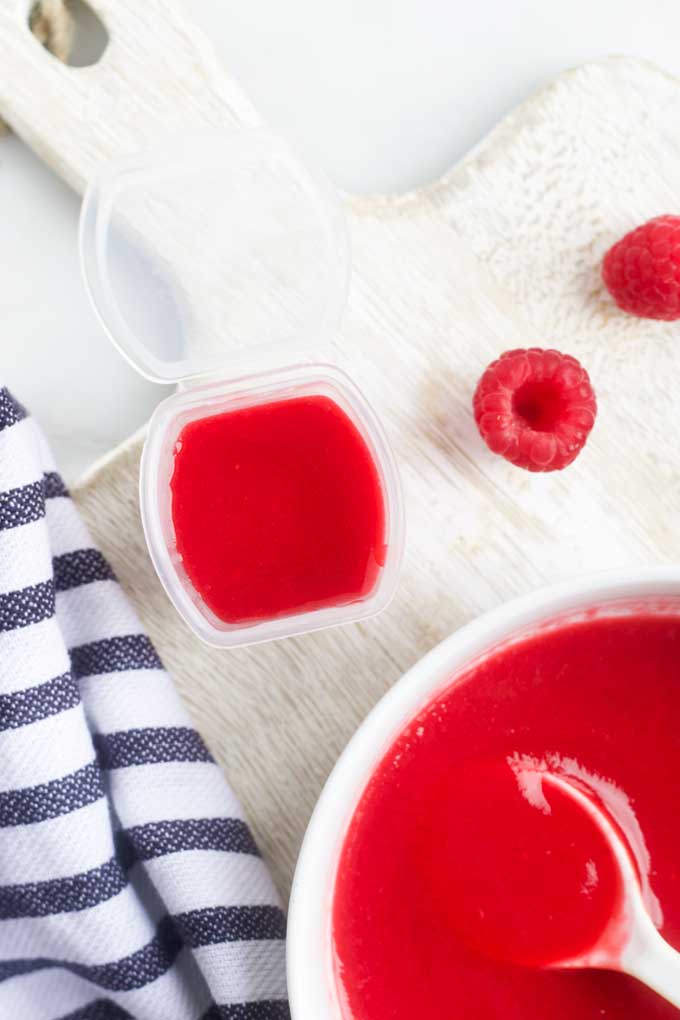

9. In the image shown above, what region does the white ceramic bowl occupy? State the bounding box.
[287,565,680,1020]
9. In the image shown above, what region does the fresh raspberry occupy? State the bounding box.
[602,215,680,320]
[473,348,597,472]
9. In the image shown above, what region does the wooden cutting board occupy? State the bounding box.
[2,2,680,897]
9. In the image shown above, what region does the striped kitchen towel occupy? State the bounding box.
[0,388,289,1020]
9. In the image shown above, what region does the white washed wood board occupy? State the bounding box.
[2,2,680,897]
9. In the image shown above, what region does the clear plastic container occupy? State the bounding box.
[79,130,404,647]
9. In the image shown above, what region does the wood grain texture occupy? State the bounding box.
[2,3,679,898]
[0,0,258,190]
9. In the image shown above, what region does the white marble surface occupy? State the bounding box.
[4,0,680,481]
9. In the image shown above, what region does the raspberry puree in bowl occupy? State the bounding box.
[332,610,680,1019]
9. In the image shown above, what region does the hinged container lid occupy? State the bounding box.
[79,131,350,383]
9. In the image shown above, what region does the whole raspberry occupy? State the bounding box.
[473,348,597,472]
[602,215,680,320]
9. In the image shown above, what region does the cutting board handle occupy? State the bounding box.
[0,0,259,192]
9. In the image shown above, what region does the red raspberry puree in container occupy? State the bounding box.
[170,395,385,625]
[333,612,680,1019]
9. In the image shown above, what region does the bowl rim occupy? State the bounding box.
[286,564,680,1020]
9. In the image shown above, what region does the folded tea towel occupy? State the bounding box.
[0,387,289,1020]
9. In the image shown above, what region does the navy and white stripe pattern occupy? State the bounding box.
[0,389,289,1020]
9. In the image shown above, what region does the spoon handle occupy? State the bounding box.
[626,923,680,1010]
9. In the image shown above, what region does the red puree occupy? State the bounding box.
[333,613,680,1020]
[418,760,625,968]
[170,395,385,625]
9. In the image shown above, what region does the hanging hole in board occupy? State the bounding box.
[28,0,109,68]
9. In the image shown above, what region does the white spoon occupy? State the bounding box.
[542,773,680,1009]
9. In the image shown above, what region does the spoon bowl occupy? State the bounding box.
[542,773,680,1009]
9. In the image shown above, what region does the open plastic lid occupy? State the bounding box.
[79,131,350,384]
